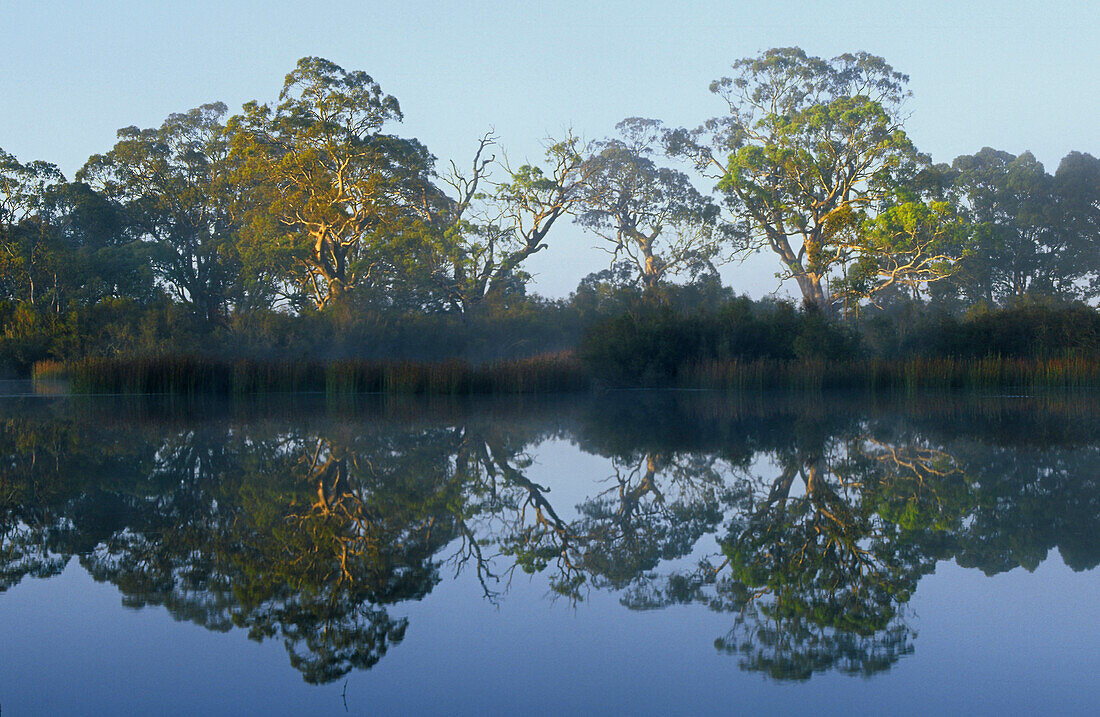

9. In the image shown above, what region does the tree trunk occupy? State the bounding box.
[794,272,828,312]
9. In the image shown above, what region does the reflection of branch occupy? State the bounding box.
[451,518,502,602]
[861,438,959,505]
[472,436,588,598]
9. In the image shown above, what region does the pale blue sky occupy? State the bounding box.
[2,0,1096,298]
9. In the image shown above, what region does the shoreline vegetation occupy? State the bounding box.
[43,352,1100,396]
[51,353,586,395]
[5,51,1100,391]
[24,296,1100,396]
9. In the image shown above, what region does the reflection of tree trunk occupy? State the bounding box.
[802,454,853,532]
[308,441,350,514]
[619,452,664,525]
[759,463,798,519]
[804,456,824,497]
[483,439,566,530]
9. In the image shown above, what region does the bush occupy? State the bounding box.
[579,297,860,386]
[925,300,1100,358]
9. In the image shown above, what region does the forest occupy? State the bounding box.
[2,49,1099,388]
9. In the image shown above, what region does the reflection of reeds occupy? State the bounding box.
[681,357,1100,392]
[68,352,589,396]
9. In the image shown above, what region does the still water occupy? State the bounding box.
[1,388,1097,715]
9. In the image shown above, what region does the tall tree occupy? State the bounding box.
[945,149,1100,305]
[435,131,592,312]
[578,118,721,290]
[38,181,158,309]
[231,57,443,310]
[1053,151,1100,301]
[79,103,240,323]
[0,148,65,307]
[669,48,955,310]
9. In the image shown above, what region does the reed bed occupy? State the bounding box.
[68,351,589,396]
[64,353,1100,396]
[31,359,69,380]
[680,356,1100,392]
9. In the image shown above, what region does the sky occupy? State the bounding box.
[2,0,1097,299]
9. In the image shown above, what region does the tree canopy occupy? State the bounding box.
[230,57,443,310]
[578,118,721,289]
[667,48,959,310]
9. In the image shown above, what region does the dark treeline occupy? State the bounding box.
[2,50,1099,383]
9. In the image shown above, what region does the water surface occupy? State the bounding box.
[1,391,1097,714]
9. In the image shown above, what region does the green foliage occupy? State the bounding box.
[578,118,721,288]
[940,148,1100,305]
[230,57,444,310]
[932,300,1100,358]
[2,53,1100,386]
[668,47,958,310]
[3,392,1100,681]
[78,103,241,323]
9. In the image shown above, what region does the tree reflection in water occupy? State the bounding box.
[645,433,967,680]
[1,395,1098,683]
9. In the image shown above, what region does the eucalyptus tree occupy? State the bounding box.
[2,150,154,318]
[577,118,721,290]
[0,148,63,230]
[231,57,445,311]
[39,181,159,311]
[1053,151,1100,301]
[434,131,593,312]
[79,103,241,323]
[79,102,243,321]
[668,47,957,310]
[0,148,65,306]
[944,148,1100,304]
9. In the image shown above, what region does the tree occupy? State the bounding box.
[79,103,240,323]
[434,131,593,312]
[578,118,721,290]
[0,148,65,307]
[0,148,64,229]
[1055,152,1100,301]
[231,57,443,310]
[949,149,1052,303]
[669,48,955,310]
[39,180,158,308]
[1053,152,1100,301]
[942,149,1100,306]
[838,188,963,308]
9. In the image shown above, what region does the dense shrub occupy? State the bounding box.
[937,301,1100,358]
[579,297,860,386]
[855,299,1100,360]
[6,271,1100,390]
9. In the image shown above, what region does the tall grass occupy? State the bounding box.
[68,351,588,396]
[65,352,1100,396]
[31,359,68,380]
[680,356,1100,392]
